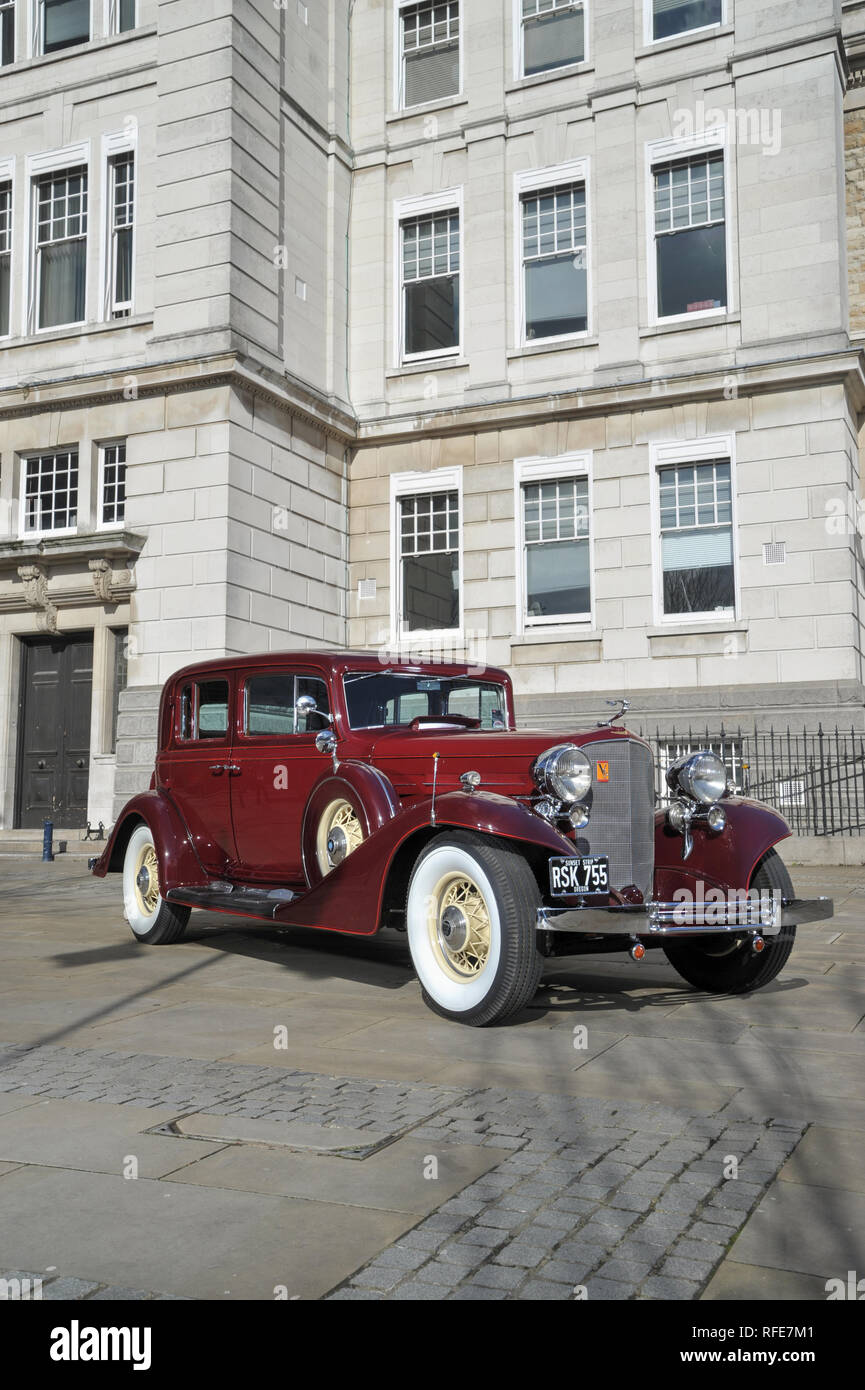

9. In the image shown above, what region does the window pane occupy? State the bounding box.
[119,0,135,30]
[653,0,722,42]
[404,41,459,105]
[43,0,90,52]
[402,551,459,631]
[405,274,459,354]
[114,225,132,308]
[0,254,9,336]
[1,4,13,65]
[525,254,587,338]
[656,222,726,317]
[527,538,590,618]
[524,7,584,75]
[247,675,296,735]
[39,238,86,328]
[197,681,229,738]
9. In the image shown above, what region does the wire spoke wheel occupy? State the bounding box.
[429,872,492,979]
[316,798,364,876]
[134,844,160,916]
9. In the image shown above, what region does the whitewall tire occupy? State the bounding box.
[406,831,543,1026]
[122,823,189,945]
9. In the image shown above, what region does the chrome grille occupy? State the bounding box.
[579,738,655,898]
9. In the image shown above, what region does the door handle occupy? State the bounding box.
[76,759,85,768]
[209,764,226,775]
[37,760,47,770]
[226,764,241,776]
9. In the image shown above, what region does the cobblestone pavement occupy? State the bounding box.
[0,1272,187,1301]
[0,1038,804,1301]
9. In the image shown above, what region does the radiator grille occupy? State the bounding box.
[580,738,655,899]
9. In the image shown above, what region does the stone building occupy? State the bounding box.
[1,0,865,833]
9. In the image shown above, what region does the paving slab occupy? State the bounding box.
[168,1137,510,1212]
[0,1099,227,1178]
[776,1125,865,1193]
[173,1113,394,1154]
[0,1165,415,1300]
[727,1180,865,1280]
[701,1263,830,1300]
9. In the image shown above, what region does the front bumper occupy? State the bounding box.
[537,896,833,938]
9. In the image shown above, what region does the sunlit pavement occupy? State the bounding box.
[0,857,861,1300]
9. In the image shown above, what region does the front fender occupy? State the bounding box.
[279,789,574,936]
[654,797,791,899]
[89,790,207,894]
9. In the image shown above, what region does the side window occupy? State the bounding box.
[244,674,331,736]
[179,684,193,741]
[247,674,296,735]
[197,680,229,739]
[296,676,330,733]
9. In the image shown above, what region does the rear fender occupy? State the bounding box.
[90,790,207,893]
[654,797,791,899]
[280,789,573,936]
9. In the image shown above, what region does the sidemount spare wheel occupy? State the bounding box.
[405,830,544,1027]
[122,822,190,945]
[661,847,796,994]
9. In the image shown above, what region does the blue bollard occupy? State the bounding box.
[42,820,54,862]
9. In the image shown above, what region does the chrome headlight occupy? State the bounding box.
[670,751,727,806]
[533,744,592,805]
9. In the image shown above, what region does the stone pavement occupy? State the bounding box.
[0,857,862,1300]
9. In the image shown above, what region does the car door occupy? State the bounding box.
[229,668,332,884]
[160,673,237,874]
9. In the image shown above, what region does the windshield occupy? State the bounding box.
[344,671,508,730]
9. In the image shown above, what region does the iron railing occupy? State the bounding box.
[637,724,865,837]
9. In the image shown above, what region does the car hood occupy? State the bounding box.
[358,725,645,797]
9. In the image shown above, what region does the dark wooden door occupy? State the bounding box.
[18,634,93,828]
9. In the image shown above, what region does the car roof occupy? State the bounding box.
[167,650,512,686]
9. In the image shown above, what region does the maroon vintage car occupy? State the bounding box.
[91,651,832,1026]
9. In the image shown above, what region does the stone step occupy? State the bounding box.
[0,829,106,858]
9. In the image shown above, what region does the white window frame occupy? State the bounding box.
[646,127,731,328]
[32,0,92,58]
[105,0,134,35]
[0,157,15,340]
[513,0,589,82]
[393,186,463,366]
[100,128,136,321]
[514,158,591,349]
[649,434,739,627]
[25,141,90,334]
[643,0,725,47]
[18,447,80,539]
[394,0,462,113]
[97,438,126,530]
[514,452,594,635]
[390,466,464,644]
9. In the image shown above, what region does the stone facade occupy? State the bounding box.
[2,1,865,832]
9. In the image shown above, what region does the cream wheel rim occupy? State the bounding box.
[316,799,363,875]
[427,872,492,980]
[133,843,160,916]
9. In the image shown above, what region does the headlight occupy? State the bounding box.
[671,751,727,805]
[533,744,592,805]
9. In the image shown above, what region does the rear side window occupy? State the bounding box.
[178,679,229,740]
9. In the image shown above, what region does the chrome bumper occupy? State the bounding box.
[537,897,833,938]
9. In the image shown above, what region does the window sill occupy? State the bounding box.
[508,336,598,360]
[4,314,152,351]
[514,627,600,645]
[505,62,595,94]
[386,357,468,378]
[2,25,154,77]
[387,95,468,124]
[635,23,733,60]
[640,312,739,339]
[647,620,746,639]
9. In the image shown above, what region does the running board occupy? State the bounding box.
[165,883,298,921]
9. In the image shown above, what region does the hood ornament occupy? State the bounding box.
[597,697,630,729]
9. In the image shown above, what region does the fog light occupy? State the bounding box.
[706,805,727,833]
[667,800,688,833]
[569,806,590,830]
[460,770,481,792]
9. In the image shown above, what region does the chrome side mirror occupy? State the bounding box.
[315,728,338,772]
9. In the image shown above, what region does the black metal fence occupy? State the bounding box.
[639,725,865,837]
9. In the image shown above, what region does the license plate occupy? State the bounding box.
[549,855,610,896]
